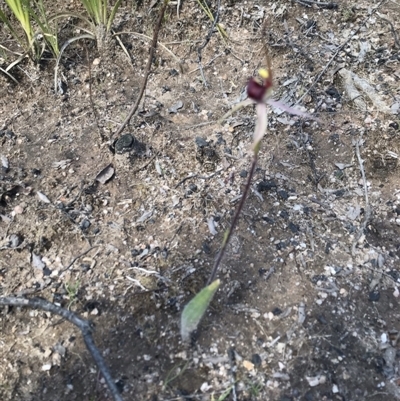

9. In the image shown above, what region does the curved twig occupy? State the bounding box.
[54,34,95,94]
[114,31,180,62]
[0,66,18,84]
[0,296,124,401]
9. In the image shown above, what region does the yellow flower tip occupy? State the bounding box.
[258,68,269,79]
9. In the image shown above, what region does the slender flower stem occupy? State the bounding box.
[207,154,258,285]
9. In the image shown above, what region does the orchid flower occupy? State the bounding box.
[220,65,318,153]
[179,57,321,342]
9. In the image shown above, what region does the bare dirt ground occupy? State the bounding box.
[1,0,400,400]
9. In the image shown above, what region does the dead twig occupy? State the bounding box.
[377,14,400,49]
[62,245,99,272]
[175,168,224,188]
[85,44,106,141]
[292,0,338,9]
[227,348,238,401]
[283,19,313,64]
[112,0,170,140]
[175,173,198,188]
[132,154,157,174]
[182,121,214,129]
[0,296,124,401]
[65,181,85,208]
[197,0,221,87]
[188,53,223,74]
[296,0,387,105]
[362,263,400,286]
[352,136,372,255]
[299,128,322,187]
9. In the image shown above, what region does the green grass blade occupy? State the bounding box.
[107,0,121,32]
[5,0,34,44]
[2,0,34,55]
[217,386,233,401]
[196,0,213,20]
[30,0,59,57]
[102,0,107,26]
[0,8,19,38]
[181,279,220,341]
[80,0,97,24]
[195,0,228,42]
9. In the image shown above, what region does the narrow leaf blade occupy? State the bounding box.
[181,279,220,341]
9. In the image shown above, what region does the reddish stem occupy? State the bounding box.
[207,154,258,285]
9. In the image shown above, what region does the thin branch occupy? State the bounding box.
[174,168,224,188]
[0,296,124,401]
[132,154,157,174]
[228,348,238,401]
[188,53,223,74]
[207,156,258,285]
[62,245,99,272]
[196,0,221,87]
[377,14,400,49]
[175,173,198,188]
[352,136,371,255]
[112,0,170,140]
[355,139,369,207]
[295,0,387,105]
[292,0,338,9]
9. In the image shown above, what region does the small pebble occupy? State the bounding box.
[280,210,290,219]
[202,242,211,254]
[187,183,198,194]
[9,234,22,248]
[243,360,254,371]
[80,219,91,230]
[288,222,300,234]
[278,190,289,200]
[251,354,262,366]
[369,291,380,302]
[257,180,277,192]
[195,137,208,148]
[131,249,140,257]
[41,364,52,371]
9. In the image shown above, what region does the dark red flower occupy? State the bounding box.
[247,76,273,103]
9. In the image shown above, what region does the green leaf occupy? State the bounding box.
[217,386,233,401]
[181,279,220,341]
